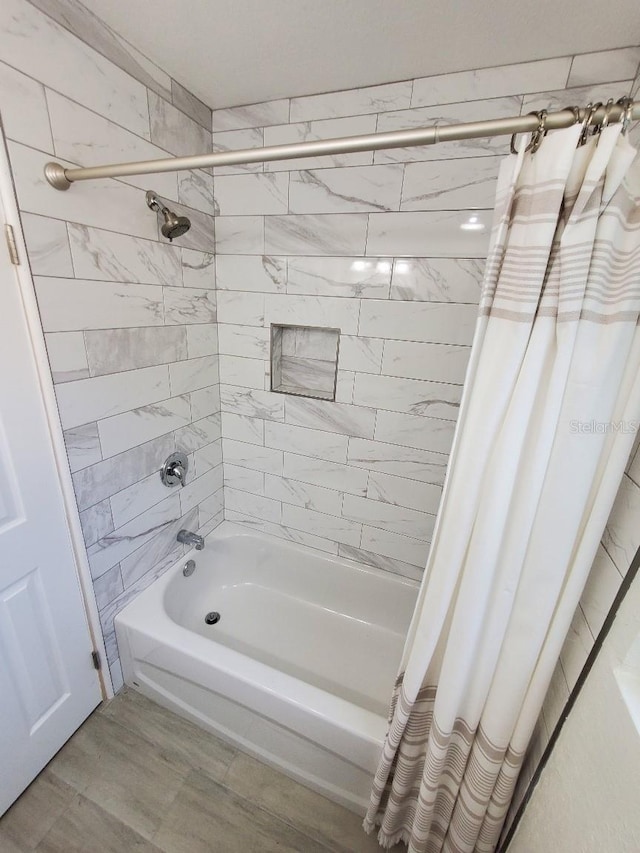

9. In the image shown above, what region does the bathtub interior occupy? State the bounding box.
[162,526,419,716]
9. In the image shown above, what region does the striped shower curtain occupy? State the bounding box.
[364,123,640,852]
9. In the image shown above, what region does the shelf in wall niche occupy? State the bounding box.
[270,324,340,402]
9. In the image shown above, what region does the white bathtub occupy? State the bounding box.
[115,521,418,812]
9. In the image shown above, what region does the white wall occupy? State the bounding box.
[510,560,640,852]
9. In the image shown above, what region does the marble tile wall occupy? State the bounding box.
[0,0,220,692]
[210,46,640,826]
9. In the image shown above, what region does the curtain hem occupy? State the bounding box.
[363,814,413,849]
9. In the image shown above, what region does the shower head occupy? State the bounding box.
[145,190,191,242]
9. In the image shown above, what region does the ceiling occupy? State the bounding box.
[81,0,640,110]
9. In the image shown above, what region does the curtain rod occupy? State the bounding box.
[44,99,639,191]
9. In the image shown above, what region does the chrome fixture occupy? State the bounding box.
[177,529,205,550]
[204,611,221,625]
[182,559,196,577]
[145,190,191,241]
[44,98,639,190]
[160,451,188,487]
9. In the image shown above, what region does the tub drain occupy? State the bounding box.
[204,611,221,625]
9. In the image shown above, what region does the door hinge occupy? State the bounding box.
[91,650,102,671]
[4,224,19,265]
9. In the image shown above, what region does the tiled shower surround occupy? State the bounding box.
[0,0,221,691]
[0,0,639,781]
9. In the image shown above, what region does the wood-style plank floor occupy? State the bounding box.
[0,688,404,852]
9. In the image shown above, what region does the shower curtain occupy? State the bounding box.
[364,123,640,853]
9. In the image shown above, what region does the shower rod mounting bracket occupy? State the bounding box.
[44,162,71,191]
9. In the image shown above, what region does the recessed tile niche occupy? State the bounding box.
[271,324,340,401]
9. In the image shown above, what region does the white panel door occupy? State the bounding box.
[0,166,101,814]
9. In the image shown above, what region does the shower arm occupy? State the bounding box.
[44,99,640,190]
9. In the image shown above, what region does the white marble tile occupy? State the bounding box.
[190,385,221,420]
[28,0,172,101]
[85,326,187,376]
[110,471,170,528]
[265,214,368,256]
[347,437,448,485]
[367,210,492,258]
[214,173,289,215]
[186,324,218,359]
[21,214,73,277]
[218,354,265,389]
[218,324,270,359]
[174,414,221,453]
[46,90,177,199]
[45,331,89,383]
[338,336,384,374]
[0,0,149,136]
[602,475,640,573]
[567,47,640,88]
[34,277,164,332]
[164,287,217,324]
[367,471,442,515]
[580,544,623,640]
[212,99,290,132]
[338,544,423,581]
[359,300,477,345]
[194,440,223,476]
[215,216,265,254]
[286,257,391,299]
[224,464,265,495]
[282,503,361,547]
[198,494,224,528]
[171,80,211,129]
[559,606,594,691]
[79,498,114,548]
[290,81,412,123]
[72,433,174,512]
[216,291,265,326]
[263,114,377,172]
[182,249,216,289]
[93,564,123,611]
[629,442,640,487]
[225,487,281,523]
[375,410,457,454]
[283,452,368,496]
[68,224,182,286]
[264,473,341,516]
[360,525,429,568]
[55,364,169,430]
[64,422,102,473]
[179,467,223,514]
[542,659,570,735]
[342,494,435,540]
[169,355,219,395]
[220,385,283,421]
[382,340,471,384]
[401,156,501,211]
[88,494,181,578]
[226,511,338,555]
[264,422,348,463]
[283,396,376,439]
[8,142,157,240]
[216,255,286,293]
[522,81,636,115]
[353,373,461,420]
[335,370,356,404]
[289,165,403,213]
[223,438,283,475]
[222,413,265,445]
[264,294,360,335]
[178,170,216,216]
[390,257,484,303]
[148,91,211,157]
[109,658,124,692]
[212,127,264,175]
[0,60,52,150]
[117,530,186,596]
[411,58,570,107]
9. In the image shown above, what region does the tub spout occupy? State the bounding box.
[177,529,205,550]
